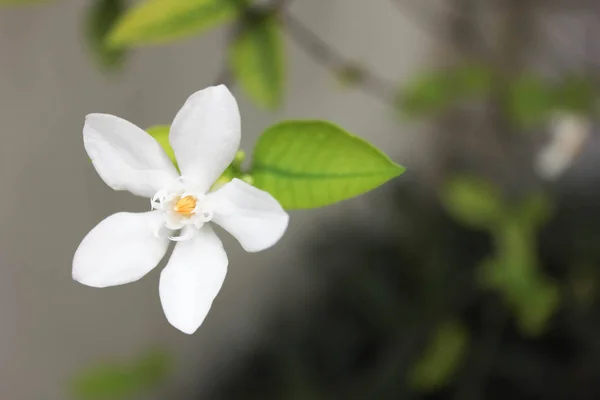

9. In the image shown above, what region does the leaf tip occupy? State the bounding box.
[105,26,127,50]
[388,163,406,181]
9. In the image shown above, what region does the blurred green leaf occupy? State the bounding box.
[398,63,494,118]
[86,0,127,70]
[480,220,538,300]
[448,62,495,99]
[441,175,504,229]
[517,192,553,228]
[410,320,469,392]
[251,121,405,209]
[554,75,597,114]
[480,257,559,337]
[71,350,171,400]
[506,75,555,128]
[515,278,560,336]
[134,350,172,387]
[478,200,559,337]
[398,70,456,118]
[107,0,243,48]
[72,365,139,400]
[230,12,285,109]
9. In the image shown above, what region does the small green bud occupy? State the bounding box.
[241,174,254,185]
[233,150,246,167]
[336,64,365,87]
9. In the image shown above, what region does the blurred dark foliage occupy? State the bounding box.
[200,173,600,400]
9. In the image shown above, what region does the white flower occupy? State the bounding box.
[536,113,591,180]
[72,85,289,334]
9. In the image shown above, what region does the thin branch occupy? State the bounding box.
[282,12,397,105]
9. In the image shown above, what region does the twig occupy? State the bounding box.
[282,12,397,105]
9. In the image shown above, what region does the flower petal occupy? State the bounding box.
[159,225,228,334]
[73,211,169,288]
[169,85,241,193]
[209,178,289,252]
[84,113,179,198]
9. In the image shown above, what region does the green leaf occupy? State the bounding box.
[107,0,243,48]
[230,13,285,109]
[398,63,494,118]
[251,121,405,209]
[441,175,504,228]
[71,350,171,400]
[410,320,469,392]
[517,192,553,228]
[86,0,127,70]
[554,75,597,114]
[506,75,555,128]
[71,365,139,400]
[133,350,172,387]
[452,63,494,97]
[515,278,560,336]
[398,71,456,118]
[146,125,176,165]
[479,214,560,337]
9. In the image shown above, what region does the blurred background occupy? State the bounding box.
[1,0,599,399]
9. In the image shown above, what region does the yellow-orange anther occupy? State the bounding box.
[174,195,197,216]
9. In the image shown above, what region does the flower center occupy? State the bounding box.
[150,178,215,240]
[174,195,197,217]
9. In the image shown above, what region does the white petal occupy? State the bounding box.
[536,113,590,180]
[536,144,570,180]
[73,211,169,288]
[159,225,228,334]
[84,114,179,198]
[169,85,241,193]
[209,178,289,252]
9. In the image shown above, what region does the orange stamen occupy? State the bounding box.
[174,195,197,216]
